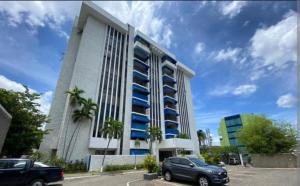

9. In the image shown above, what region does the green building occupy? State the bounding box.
[218,114,257,162]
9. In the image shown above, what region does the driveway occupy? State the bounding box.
[53,166,299,186]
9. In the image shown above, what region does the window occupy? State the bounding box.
[0,160,27,169]
[170,158,180,164]
[179,158,191,166]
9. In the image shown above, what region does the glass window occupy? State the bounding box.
[179,158,191,166]
[188,157,207,167]
[0,160,27,169]
[170,158,180,164]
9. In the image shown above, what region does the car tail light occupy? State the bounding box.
[60,170,64,178]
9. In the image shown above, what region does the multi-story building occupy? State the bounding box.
[39,2,199,161]
[218,114,257,161]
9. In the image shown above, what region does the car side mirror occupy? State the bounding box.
[189,163,194,167]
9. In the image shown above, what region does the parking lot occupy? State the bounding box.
[61,166,299,186]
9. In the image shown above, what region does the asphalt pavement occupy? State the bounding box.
[55,166,299,186]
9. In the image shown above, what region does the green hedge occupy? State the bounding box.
[104,164,144,172]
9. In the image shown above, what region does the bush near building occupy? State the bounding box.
[237,116,297,155]
[200,146,240,165]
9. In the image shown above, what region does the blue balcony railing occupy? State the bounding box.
[163,75,176,84]
[164,96,177,104]
[133,92,148,101]
[133,70,149,82]
[164,108,179,116]
[133,84,149,94]
[134,58,149,69]
[166,128,179,135]
[132,113,150,123]
[165,120,178,127]
[131,123,148,131]
[131,131,148,139]
[163,85,177,94]
[132,98,149,108]
[130,149,149,155]
[166,134,175,139]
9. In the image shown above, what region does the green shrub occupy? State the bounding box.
[104,164,144,172]
[45,156,87,173]
[29,151,45,161]
[143,155,157,173]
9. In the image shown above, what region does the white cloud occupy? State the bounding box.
[220,1,248,18]
[0,1,80,39]
[0,1,173,48]
[93,1,173,48]
[0,74,52,114]
[233,84,257,96]
[194,42,205,55]
[276,94,297,108]
[214,47,242,63]
[209,84,257,97]
[250,10,297,69]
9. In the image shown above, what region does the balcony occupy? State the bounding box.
[163,75,176,84]
[131,123,148,131]
[165,120,178,128]
[134,58,149,69]
[164,107,179,116]
[162,60,176,70]
[162,55,176,64]
[166,135,175,139]
[133,92,148,101]
[157,138,194,150]
[131,131,148,139]
[130,149,149,155]
[166,128,179,135]
[132,112,150,123]
[133,83,149,94]
[132,98,149,108]
[164,96,177,104]
[130,140,149,149]
[133,70,149,82]
[163,85,177,94]
[134,40,150,60]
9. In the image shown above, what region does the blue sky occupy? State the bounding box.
[0,1,297,145]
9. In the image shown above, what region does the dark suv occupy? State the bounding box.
[162,157,229,186]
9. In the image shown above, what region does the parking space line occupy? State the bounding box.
[155,179,184,186]
[126,179,143,186]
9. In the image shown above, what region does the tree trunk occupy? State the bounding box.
[67,124,82,161]
[149,139,153,155]
[62,107,73,159]
[100,137,112,172]
[64,122,80,161]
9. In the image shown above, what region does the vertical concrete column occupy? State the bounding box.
[122,25,135,155]
[184,75,200,155]
[61,16,107,160]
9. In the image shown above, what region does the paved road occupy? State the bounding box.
[55,167,299,186]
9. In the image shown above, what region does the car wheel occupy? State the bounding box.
[30,179,45,186]
[164,171,172,181]
[198,176,210,186]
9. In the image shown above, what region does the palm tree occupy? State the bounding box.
[65,98,98,161]
[197,129,206,147]
[62,86,84,159]
[100,118,123,172]
[147,126,162,155]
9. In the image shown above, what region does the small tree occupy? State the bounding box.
[197,129,206,147]
[0,87,48,157]
[147,126,162,155]
[237,116,297,155]
[143,155,157,173]
[65,98,98,160]
[100,118,123,172]
[62,86,84,159]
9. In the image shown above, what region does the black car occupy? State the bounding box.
[162,157,229,186]
[0,159,64,186]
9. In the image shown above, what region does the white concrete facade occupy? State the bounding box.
[39,1,199,161]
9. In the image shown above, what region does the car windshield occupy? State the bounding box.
[188,157,208,167]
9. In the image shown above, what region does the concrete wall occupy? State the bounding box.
[252,153,299,168]
[0,104,12,154]
[88,155,146,171]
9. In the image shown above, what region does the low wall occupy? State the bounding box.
[88,155,147,171]
[252,153,299,168]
